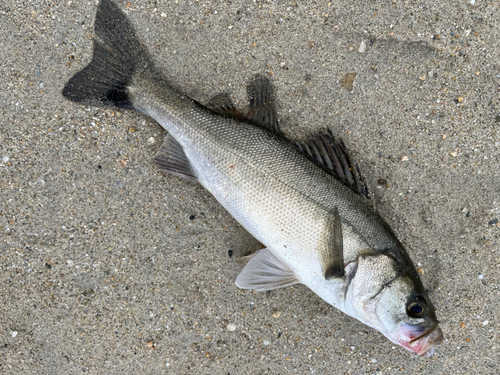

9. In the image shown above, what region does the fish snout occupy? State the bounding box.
[398,324,444,357]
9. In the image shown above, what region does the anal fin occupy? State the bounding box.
[235,249,299,291]
[152,134,197,182]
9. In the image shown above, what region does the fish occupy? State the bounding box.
[62,0,443,356]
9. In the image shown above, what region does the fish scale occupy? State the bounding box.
[133,92,395,300]
[137,92,389,257]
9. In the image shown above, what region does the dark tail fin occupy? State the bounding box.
[62,0,151,108]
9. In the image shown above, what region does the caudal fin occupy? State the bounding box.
[62,0,152,108]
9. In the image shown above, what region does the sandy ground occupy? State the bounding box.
[1,0,499,374]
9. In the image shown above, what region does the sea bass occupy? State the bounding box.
[63,0,443,356]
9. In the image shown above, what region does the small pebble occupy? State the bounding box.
[488,218,498,226]
[401,155,408,161]
[358,40,366,53]
[11,331,18,338]
[457,96,464,103]
[482,320,488,326]
[148,137,156,144]
[228,250,233,257]
[478,274,484,279]
[341,73,356,91]
[263,340,270,346]
[377,178,387,186]
[227,323,236,332]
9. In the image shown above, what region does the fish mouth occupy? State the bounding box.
[399,324,444,357]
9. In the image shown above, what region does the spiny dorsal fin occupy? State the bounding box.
[295,131,369,198]
[152,134,197,182]
[246,76,282,134]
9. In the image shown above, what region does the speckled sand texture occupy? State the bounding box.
[1,1,499,374]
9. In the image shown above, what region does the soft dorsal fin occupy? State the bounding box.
[295,131,369,198]
[152,134,197,182]
[246,76,282,134]
[206,77,368,197]
[235,249,300,291]
[206,93,244,119]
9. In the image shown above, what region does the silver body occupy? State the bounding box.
[62,0,442,355]
[130,81,397,324]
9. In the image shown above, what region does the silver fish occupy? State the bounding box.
[63,0,443,356]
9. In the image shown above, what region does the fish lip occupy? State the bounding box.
[408,324,439,344]
[403,325,444,357]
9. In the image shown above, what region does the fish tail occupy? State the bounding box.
[62,0,152,109]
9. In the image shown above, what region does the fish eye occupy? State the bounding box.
[407,297,427,317]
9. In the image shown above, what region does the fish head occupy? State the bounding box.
[343,252,443,356]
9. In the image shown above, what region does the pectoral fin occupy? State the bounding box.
[322,208,345,280]
[235,249,299,291]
